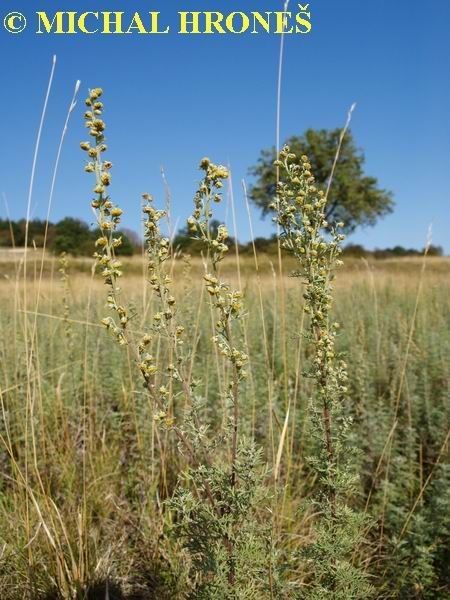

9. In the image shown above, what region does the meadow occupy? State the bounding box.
[0,248,449,598]
[0,88,449,599]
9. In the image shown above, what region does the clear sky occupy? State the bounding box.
[1,0,449,250]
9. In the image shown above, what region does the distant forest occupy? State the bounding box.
[0,218,444,259]
[0,217,138,256]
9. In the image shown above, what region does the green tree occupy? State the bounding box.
[0,219,21,247]
[115,231,135,256]
[51,217,92,255]
[172,225,197,253]
[249,128,394,232]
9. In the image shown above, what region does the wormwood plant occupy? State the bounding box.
[167,158,281,599]
[81,88,279,598]
[80,88,129,346]
[274,147,373,598]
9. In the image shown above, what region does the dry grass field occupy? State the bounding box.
[0,246,449,598]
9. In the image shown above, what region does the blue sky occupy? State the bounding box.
[1,0,449,250]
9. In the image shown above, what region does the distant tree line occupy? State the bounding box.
[343,243,443,259]
[0,218,139,256]
[0,217,444,259]
[173,226,444,259]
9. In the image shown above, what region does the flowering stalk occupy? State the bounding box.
[80,87,128,346]
[138,195,178,423]
[274,146,372,597]
[81,89,198,464]
[274,147,346,510]
[140,162,271,595]
[139,193,214,465]
[186,158,252,587]
[188,158,248,489]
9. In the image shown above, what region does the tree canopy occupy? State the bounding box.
[0,217,137,256]
[249,128,394,233]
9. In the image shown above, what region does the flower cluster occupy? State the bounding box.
[187,158,230,267]
[137,192,193,428]
[187,160,249,384]
[274,146,345,361]
[142,193,177,323]
[100,315,127,346]
[81,88,129,342]
[204,274,248,379]
[136,337,174,428]
[211,338,248,374]
[274,145,349,442]
[142,192,186,353]
[137,333,158,380]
